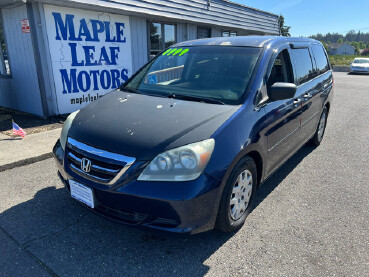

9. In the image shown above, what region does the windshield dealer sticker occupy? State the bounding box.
[163,48,189,56]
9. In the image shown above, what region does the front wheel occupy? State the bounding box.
[215,156,257,233]
[310,106,328,146]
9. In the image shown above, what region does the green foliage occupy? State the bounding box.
[310,30,369,44]
[337,38,343,43]
[328,55,362,66]
[279,15,291,37]
[320,41,329,52]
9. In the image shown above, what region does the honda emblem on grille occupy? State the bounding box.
[81,158,92,173]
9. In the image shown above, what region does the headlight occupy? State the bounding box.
[60,110,79,150]
[138,139,215,181]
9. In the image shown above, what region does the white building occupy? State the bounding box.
[328,43,355,55]
[0,0,279,116]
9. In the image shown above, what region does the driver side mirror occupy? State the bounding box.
[268,82,297,101]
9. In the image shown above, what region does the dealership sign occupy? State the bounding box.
[44,5,132,114]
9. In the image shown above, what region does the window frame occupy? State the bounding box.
[255,45,295,106]
[221,30,237,37]
[197,27,211,39]
[290,47,316,86]
[311,43,331,75]
[0,13,11,78]
[147,21,177,60]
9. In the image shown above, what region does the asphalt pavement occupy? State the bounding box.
[0,72,368,276]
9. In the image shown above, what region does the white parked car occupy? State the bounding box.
[350,58,369,74]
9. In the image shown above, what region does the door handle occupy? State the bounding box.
[303,93,312,98]
[293,99,301,106]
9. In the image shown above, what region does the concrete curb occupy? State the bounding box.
[333,66,350,72]
[0,152,53,172]
[0,128,61,171]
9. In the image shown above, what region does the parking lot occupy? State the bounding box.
[0,72,368,276]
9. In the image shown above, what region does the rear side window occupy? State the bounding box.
[291,48,314,85]
[312,45,330,75]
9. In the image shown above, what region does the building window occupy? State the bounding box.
[0,18,11,76]
[222,31,237,37]
[149,22,176,59]
[198,27,211,39]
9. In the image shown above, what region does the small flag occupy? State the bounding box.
[12,121,27,138]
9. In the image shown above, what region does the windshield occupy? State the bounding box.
[353,58,369,64]
[123,46,262,105]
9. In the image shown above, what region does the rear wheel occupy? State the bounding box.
[311,106,328,146]
[215,156,257,233]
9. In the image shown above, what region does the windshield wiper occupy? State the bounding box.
[166,94,225,105]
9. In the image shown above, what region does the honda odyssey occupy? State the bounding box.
[53,36,334,234]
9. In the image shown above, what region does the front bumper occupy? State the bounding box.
[350,67,369,73]
[53,140,222,234]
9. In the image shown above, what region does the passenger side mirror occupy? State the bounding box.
[268,82,297,101]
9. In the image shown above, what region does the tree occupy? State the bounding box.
[355,46,360,55]
[320,41,329,52]
[366,42,369,49]
[279,15,291,37]
[337,38,343,43]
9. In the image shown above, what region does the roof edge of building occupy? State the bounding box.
[218,0,279,17]
[0,0,27,8]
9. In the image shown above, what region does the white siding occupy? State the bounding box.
[211,28,221,37]
[187,24,197,41]
[130,16,148,72]
[1,5,43,116]
[36,0,279,35]
[0,77,12,108]
[177,23,187,42]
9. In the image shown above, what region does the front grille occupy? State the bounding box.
[66,137,135,185]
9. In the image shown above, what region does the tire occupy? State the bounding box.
[310,106,328,146]
[215,156,257,233]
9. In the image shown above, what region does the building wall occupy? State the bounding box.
[43,0,279,35]
[1,0,280,116]
[0,77,12,108]
[0,5,44,116]
[130,16,148,72]
[329,44,355,55]
[337,45,355,55]
[177,23,187,42]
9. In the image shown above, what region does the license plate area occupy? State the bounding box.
[69,180,95,209]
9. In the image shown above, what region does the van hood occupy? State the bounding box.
[68,90,239,160]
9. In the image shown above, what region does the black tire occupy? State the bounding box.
[215,156,257,233]
[310,106,328,146]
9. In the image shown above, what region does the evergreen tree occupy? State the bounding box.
[279,15,291,37]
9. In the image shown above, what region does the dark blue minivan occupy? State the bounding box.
[53,36,334,234]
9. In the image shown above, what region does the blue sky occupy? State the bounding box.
[234,0,369,37]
